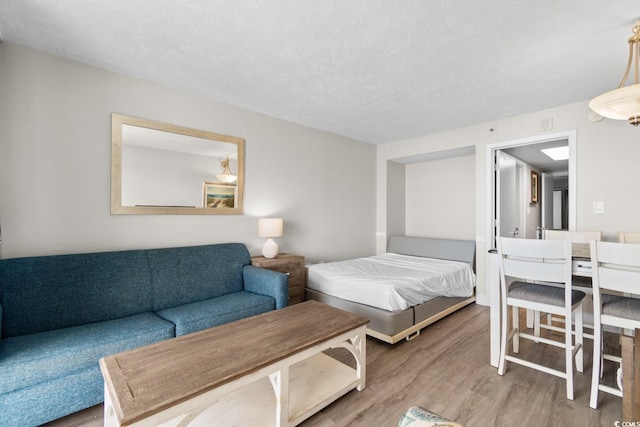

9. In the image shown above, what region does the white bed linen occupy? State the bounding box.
[306,253,476,311]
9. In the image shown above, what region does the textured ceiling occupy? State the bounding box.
[0,1,638,144]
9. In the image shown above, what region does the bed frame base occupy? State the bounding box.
[366,295,476,344]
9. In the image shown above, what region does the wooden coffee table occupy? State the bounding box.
[99,300,369,426]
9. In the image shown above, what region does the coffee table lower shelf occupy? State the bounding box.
[173,352,359,427]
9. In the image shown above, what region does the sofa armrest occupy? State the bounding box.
[243,265,289,309]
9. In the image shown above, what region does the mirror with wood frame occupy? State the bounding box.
[111,113,245,215]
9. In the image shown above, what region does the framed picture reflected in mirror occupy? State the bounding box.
[531,171,539,203]
[203,182,237,209]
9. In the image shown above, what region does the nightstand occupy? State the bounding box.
[251,254,306,305]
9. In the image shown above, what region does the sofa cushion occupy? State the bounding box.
[0,312,174,394]
[0,249,154,338]
[0,365,103,427]
[147,243,251,311]
[156,291,275,336]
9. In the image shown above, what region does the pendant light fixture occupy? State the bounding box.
[216,156,237,183]
[589,20,640,126]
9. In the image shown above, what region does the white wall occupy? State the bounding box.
[0,43,376,262]
[405,155,475,239]
[378,101,640,305]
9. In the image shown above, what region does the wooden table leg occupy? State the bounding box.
[355,329,366,391]
[103,384,120,427]
[269,367,290,427]
[622,331,640,421]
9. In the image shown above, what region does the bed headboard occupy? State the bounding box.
[387,235,476,271]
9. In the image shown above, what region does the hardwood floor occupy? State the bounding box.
[46,304,623,427]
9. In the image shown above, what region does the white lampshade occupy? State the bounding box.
[258,218,283,259]
[258,218,283,238]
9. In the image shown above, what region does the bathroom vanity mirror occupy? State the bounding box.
[111,113,245,215]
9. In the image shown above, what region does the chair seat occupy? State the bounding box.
[602,294,640,321]
[509,281,586,307]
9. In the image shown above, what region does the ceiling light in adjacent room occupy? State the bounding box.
[541,146,569,161]
[216,156,237,183]
[589,20,640,126]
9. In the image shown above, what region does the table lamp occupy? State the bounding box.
[258,218,283,258]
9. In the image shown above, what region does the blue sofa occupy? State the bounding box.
[0,243,288,427]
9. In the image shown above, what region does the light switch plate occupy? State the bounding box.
[593,201,605,214]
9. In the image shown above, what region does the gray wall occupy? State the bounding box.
[385,160,406,240]
[405,154,475,239]
[0,43,376,261]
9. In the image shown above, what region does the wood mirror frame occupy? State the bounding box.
[111,113,245,215]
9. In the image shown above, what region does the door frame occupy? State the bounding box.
[485,130,576,250]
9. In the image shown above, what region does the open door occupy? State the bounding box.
[541,172,554,234]
[496,151,521,239]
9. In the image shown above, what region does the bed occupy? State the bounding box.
[305,235,476,344]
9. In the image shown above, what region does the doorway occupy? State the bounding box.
[485,130,576,250]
